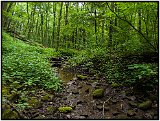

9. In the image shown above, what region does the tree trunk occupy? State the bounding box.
[56,2,63,50]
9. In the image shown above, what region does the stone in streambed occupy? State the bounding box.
[116,114,128,119]
[28,98,41,108]
[112,111,120,116]
[96,105,109,111]
[128,101,137,108]
[41,94,52,101]
[58,106,73,113]
[77,75,88,80]
[127,110,136,116]
[72,89,79,94]
[46,106,57,113]
[138,100,152,110]
[111,83,120,88]
[92,88,104,98]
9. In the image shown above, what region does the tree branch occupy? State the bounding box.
[106,3,157,52]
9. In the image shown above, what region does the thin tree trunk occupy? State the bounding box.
[56,2,63,50]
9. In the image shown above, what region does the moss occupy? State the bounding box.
[116,114,128,119]
[127,110,136,116]
[111,83,120,88]
[28,98,41,108]
[77,75,88,80]
[92,88,104,98]
[138,100,152,110]
[58,106,73,113]
[2,109,19,119]
[41,94,52,101]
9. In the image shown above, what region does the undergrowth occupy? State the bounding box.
[2,32,62,91]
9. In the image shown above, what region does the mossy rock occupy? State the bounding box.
[127,110,136,116]
[28,98,41,108]
[58,106,73,113]
[2,109,19,119]
[128,102,137,108]
[92,88,104,98]
[138,100,152,110]
[116,114,128,119]
[41,94,52,101]
[46,106,57,113]
[77,75,88,80]
[111,83,120,88]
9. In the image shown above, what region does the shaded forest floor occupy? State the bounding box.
[2,32,159,119]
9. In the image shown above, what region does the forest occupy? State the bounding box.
[2,1,159,119]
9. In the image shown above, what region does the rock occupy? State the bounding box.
[80,114,88,117]
[77,75,88,80]
[46,106,57,113]
[58,106,73,113]
[74,115,86,119]
[116,114,128,119]
[112,111,119,116]
[127,96,136,101]
[77,100,84,105]
[28,98,41,108]
[128,102,137,108]
[66,114,71,119]
[72,77,78,81]
[111,99,117,104]
[78,85,82,89]
[96,105,103,110]
[41,94,52,101]
[85,88,89,93]
[79,116,86,119]
[72,89,79,94]
[104,107,110,111]
[111,83,120,88]
[127,110,136,116]
[144,112,154,119]
[138,100,152,110]
[92,88,104,98]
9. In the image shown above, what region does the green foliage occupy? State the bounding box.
[2,32,61,91]
[125,63,158,86]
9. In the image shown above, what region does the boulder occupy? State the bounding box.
[127,110,136,116]
[138,100,152,110]
[58,106,73,113]
[77,75,88,80]
[92,88,104,98]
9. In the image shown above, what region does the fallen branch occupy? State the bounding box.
[102,96,112,119]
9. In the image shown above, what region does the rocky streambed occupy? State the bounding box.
[2,58,158,119]
[43,58,158,119]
